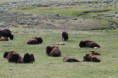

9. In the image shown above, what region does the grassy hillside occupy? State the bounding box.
[0,0,118,30]
[0,27,118,78]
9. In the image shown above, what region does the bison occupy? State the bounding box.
[63,57,80,62]
[79,40,100,48]
[83,53,101,62]
[27,37,43,44]
[3,51,22,63]
[46,46,61,57]
[23,53,35,63]
[0,29,14,40]
[62,32,69,41]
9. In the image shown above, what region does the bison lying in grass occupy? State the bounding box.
[46,46,61,57]
[3,51,35,63]
[83,51,101,62]
[79,40,100,48]
[63,57,80,62]
[27,37,43,44]
[3,51,22,63]
[23,53,35,63]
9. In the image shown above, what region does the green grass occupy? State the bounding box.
[0,27,118,78]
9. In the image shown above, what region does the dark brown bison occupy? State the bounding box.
[27,37,43,44]
[0,29,14,40]
[91,56,101,62]
[23,53,35,63]
[79,40,100,48]
[3,51,22,63]
[83,54,92,62]
[63,57,80,62]
[62,32,69,41]
[83,54,101,62]
[46,46,61,57]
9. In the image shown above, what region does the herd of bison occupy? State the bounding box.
[0,29,101,63]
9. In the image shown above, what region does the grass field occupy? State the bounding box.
[0,27,118,78]
[0,0,118,78]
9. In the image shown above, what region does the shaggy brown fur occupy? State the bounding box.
[83,53,101,62]
[27,37,43,44]
[79,40,100,48]
[46,46,61,57]
[3,51,23,63]
[23,53,35,63]
[63,57,80,62]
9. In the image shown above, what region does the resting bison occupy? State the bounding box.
[3,51,22,63]
[62,32,69,41]
[83,54,101,62]
[79,40,100,48]
[27,37,43,44]
[0,29,14,40]
[63,57,80,62]
[46,46,61,57]
[23,53,35,63]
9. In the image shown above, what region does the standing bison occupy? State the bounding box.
[46,46,61,57]
[79,40,100,48]
[0,29,14,40]
[62,32,69,41]
[27,37,43,44]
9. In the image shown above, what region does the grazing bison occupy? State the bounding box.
[79,40,100,48]
[46,46,61,57]
[23,53,35,63]
[3,51,22,63]
[83,53,101,62]
[0,29,14,40]
[62,32,69,41]
[27,37,43,44]
[63,57,80,62]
